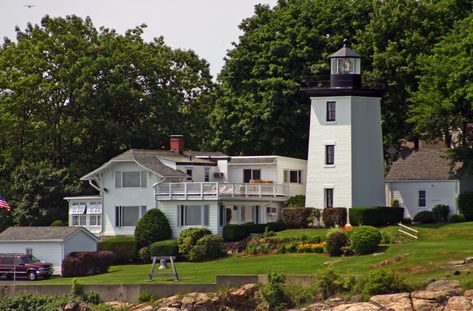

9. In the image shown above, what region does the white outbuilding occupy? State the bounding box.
[0,226,98,275]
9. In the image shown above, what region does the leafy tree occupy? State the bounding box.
[356,0,472,149]
[410,11,473,162]
[134,209,172,248]
[210,0,373,158]
[0,15,214,226]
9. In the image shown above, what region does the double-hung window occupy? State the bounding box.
[324,189,334,208]
[243,169,261,183]
[115,171,147,188]
[204,167,210,182]
[186,168,193,181]
[115,206,147,227]
[325,145,335,165]
[284,170,303,183]
[178,205,209,226]
[326,101,336,122]
[418,190,426,207]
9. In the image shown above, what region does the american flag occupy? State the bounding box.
[0,196,12,213]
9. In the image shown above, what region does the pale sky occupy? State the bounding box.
[0,0,278,79]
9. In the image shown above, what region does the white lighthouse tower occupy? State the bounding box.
[303,40,385,209]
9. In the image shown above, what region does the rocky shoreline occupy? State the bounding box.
[60,279,473,311]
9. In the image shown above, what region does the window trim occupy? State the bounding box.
[115,171,147,188]
[326,101,336,122]
[115,206,147,227]
[178,205,209,227]
[204,167,210,182]
[283,169,303,184]
[243,169,261,183]
[324,188,334,208]
[418,190,426,207]
[325,145,335,165]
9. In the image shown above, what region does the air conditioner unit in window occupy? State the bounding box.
[213,172,224,178]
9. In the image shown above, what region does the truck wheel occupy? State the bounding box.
[27,271,37,281]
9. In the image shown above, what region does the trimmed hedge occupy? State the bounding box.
[97,236,137,263]
[349,206,404,226]
[450,214,466,223]
[281,208,313,228]
[413,211,434,223]
[222,222,287,241]
[150,239,179,257]
[322,208,347,227]
[62,251,114,277]
[458,192,473,220]
[188,235,225,261]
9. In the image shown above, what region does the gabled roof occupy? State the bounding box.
[386,148,462,181]
[0,226,98,242]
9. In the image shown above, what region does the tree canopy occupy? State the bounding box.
[0,15,214,225]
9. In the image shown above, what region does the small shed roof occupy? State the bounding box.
[386,148,462,181]
[0,227,98,243]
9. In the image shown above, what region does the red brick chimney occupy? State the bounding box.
[170,135,184,154]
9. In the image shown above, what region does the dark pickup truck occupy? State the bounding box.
[0,253,54,280]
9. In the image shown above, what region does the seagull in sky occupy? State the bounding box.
[25,4,35,8]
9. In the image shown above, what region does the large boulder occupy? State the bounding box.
[369,292,413,311]
[226,283,259,308]
[331,302,381,311]
[426,280,462,296]
[445,296,473,311]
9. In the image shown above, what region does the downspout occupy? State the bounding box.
[88,176,104,238]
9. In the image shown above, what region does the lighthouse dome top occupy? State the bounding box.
[329,39,361,59]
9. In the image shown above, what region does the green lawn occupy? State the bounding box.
[37,222,473,286]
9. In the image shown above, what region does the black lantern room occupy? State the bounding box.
[329,39,361,89]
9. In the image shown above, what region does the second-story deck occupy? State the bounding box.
[155,182,290,201]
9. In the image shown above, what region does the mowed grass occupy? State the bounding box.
[38,222,473,286]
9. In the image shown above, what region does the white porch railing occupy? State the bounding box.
[155,182,290,200]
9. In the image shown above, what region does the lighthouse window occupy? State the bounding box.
[324,188,334,208]
[325,145,335,165]
[326,101,336,122]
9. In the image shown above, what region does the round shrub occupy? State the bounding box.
[450,214,466,223]
[188,234,225,261]
[50,220,65,226]
[348,226,381,254]
[281,208,313,228]
[135,209,172,248]
[150,239,178,257]
[177,227,212,259]
[432,204,449,222]
[413,211,434,223]
[324,229,347,256]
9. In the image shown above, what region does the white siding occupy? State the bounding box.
[306,96,385,208]
[101,162,159,236]
[63,232,97,258]
[385,180,459,219]
[275,156,307,197]
[0,242,62,275]
[158,200,220,238]
[228,164,277,183]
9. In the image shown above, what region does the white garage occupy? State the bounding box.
[0,226,98,275]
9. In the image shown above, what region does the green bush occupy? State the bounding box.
[265,222,287,232]
[150,240,179,257]
[85,290,101,304]
[281,208,313,228]
[242,222,268,234]
[413,211,434,223]
[458,192,473,220]
[223,224,248,241]
[358,270,411,299]
[97,236,137,263]
[322,208,347,227]
[380,231,394,244]
[284,195,305,208]
[189,234,225,261]
[177,227,212,259]
[138,290,154,303]
[432,204,450,222]
[261,272,291,311]
[349,206,404,226]
[348,226,381,254]
[324,229,347,256]
[50,220,65,226]
[450,213,466,223]
[313,270,355,299]
[134,209,172,248]
[138,247,151,263]
[0,294,72,311]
